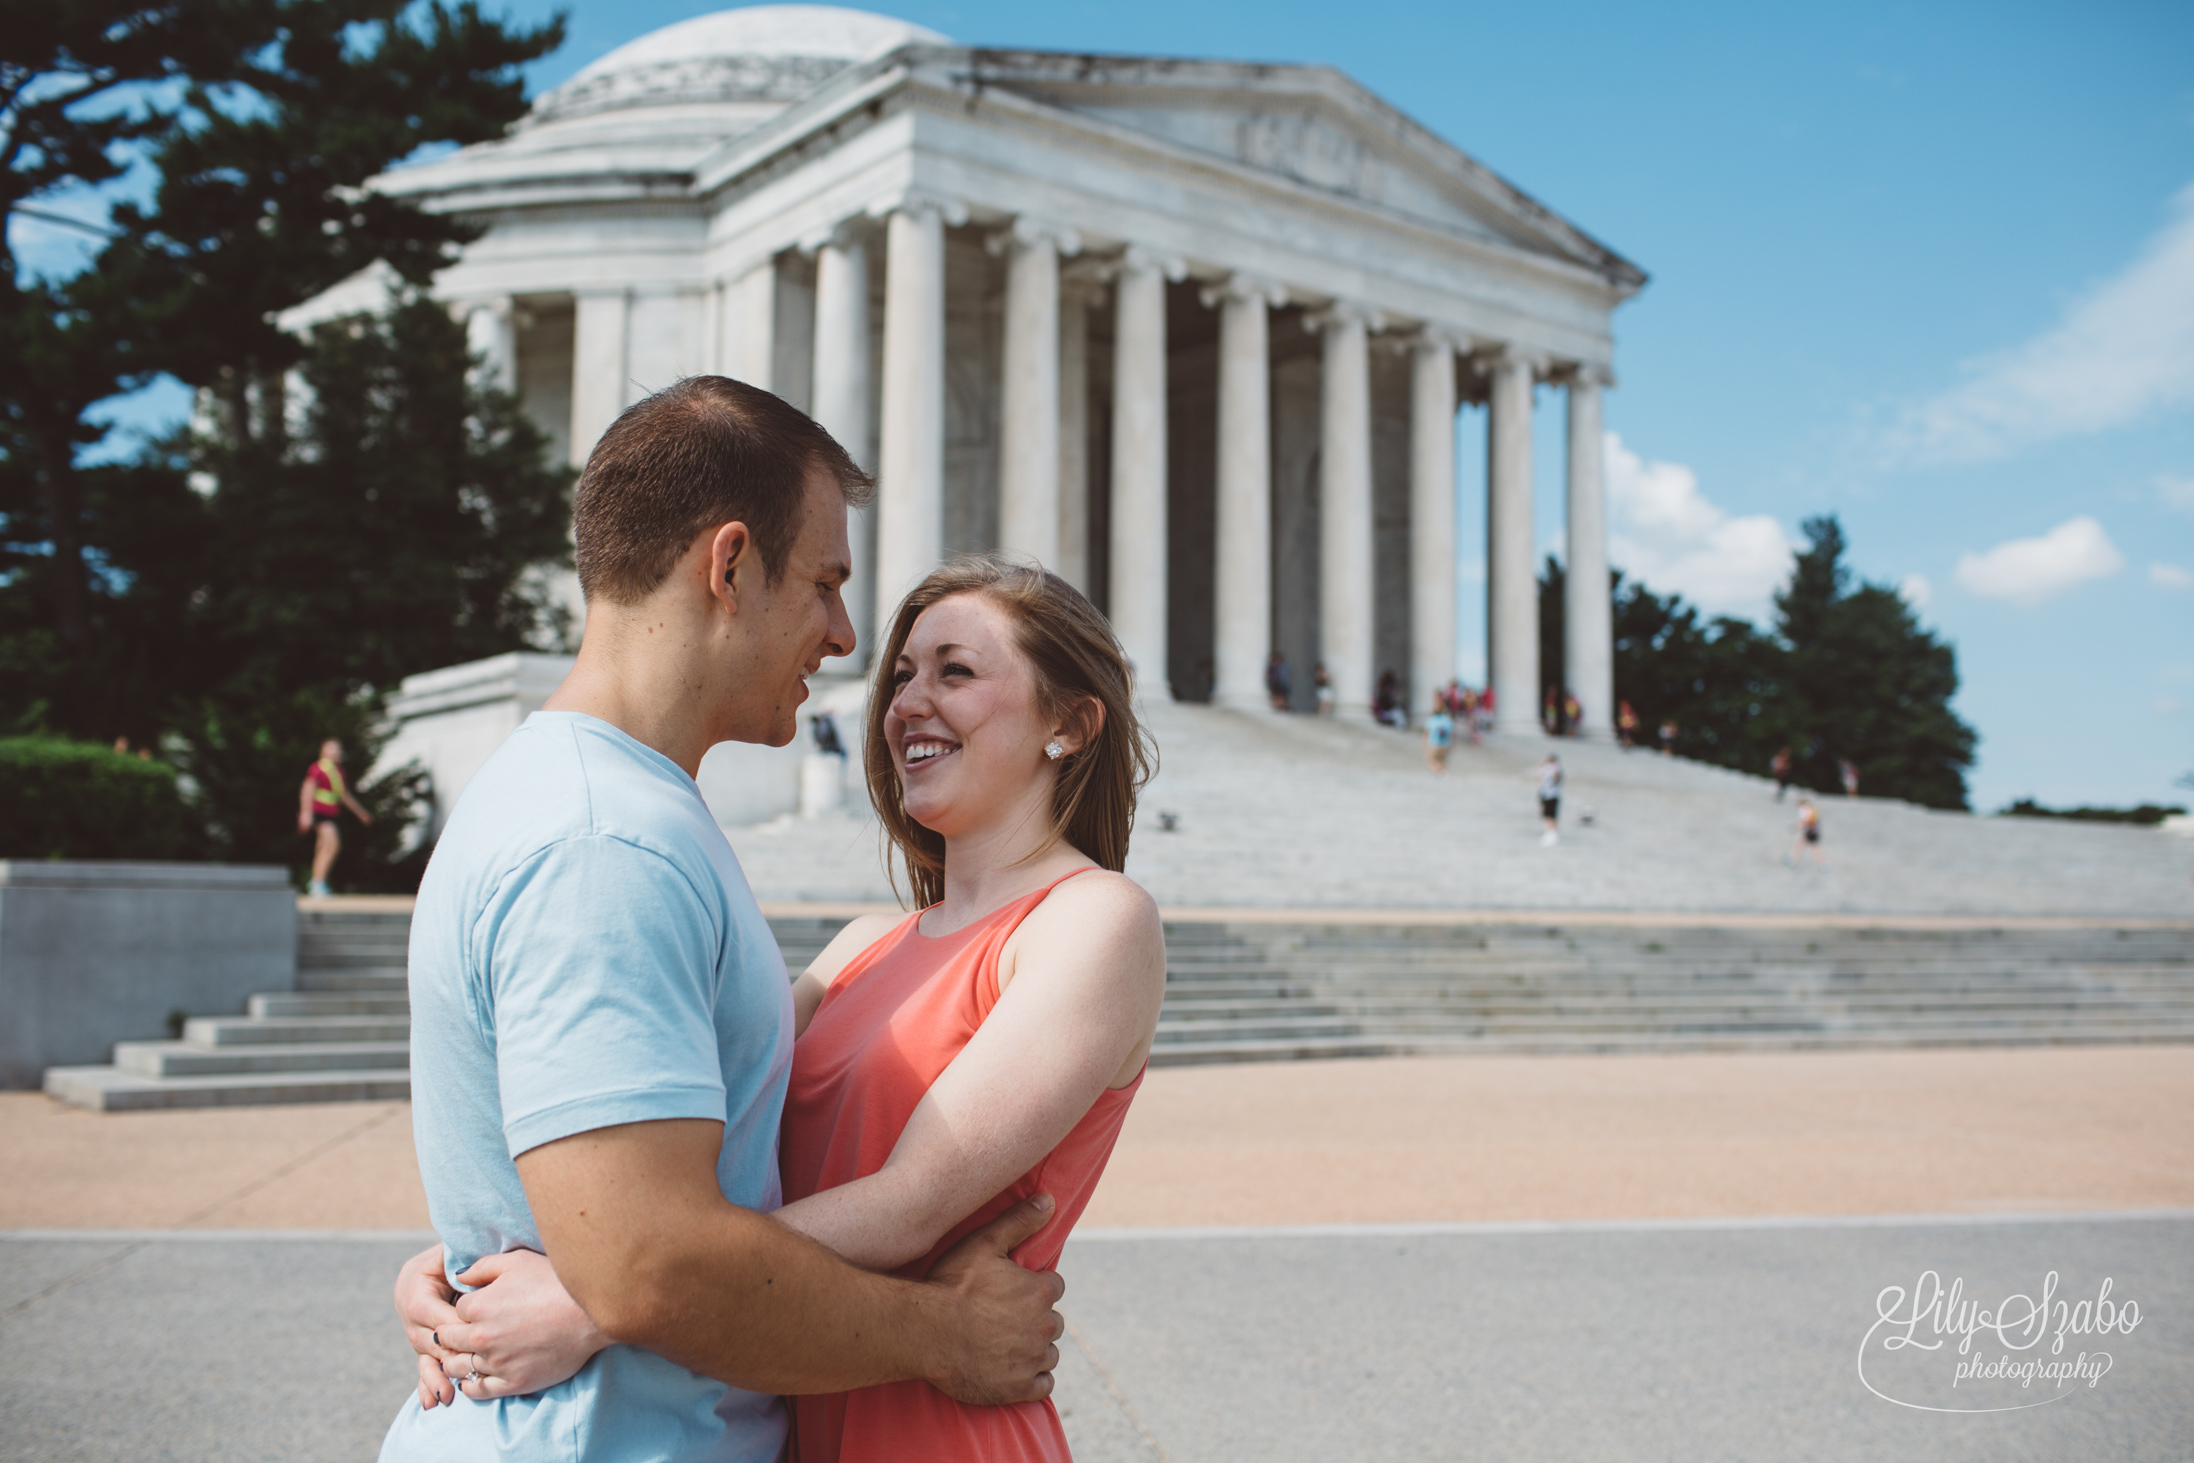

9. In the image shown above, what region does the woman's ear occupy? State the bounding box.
[1051,697,1105,757]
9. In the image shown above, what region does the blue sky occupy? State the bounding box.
[17,0,2191,809]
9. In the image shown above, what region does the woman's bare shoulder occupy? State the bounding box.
[804,911,909,986]
[1025,869,1161,946]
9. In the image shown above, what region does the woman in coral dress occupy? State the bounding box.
[395,557,1167,1461]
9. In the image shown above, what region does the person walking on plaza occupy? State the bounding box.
[1314,661,1334,715]
[1617,699,1639,748]
[1265,651,1292,711]
[1789,796,1826,866]
[1424,698,1456,773]
[298,738,373,897]
[1771,745,1794,801]
[1460,685,1483,744]
[1562,689,1582,737]
[1839,757,1861,799]
[1658,718,1678,757]
[1537,754,1564,846]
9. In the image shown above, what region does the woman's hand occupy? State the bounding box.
[425,1248,613,1402]
[394,1244,464,1409]
[396,1244,610,1406]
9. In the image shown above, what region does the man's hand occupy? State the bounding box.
[921,1194,1067,1405]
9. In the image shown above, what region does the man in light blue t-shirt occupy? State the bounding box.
[380,378,1063,1462]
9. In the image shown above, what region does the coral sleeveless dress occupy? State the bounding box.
[781,869,1144,1463]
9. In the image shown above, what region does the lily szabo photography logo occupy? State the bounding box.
[1859,1270,2143,1413]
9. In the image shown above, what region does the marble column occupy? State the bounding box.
[812,225,873,667]
[875,198,957,615]
[1057,275,1093,593]
[1485,347,1540,735]
[730,260,777,391]
[569,289,629,471]
[998,220,1080,569]
[1317,304,1376,720]
[1110,248,1174,697]
[1208,273,1284,711]
[1565,365,1614,739]
[1410,333,1459,715]
[464,298,516,394]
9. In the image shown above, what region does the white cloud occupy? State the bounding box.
[1604,433,1793,618]
[2156,696,2186,715]
[2160,475,2194,514]
[1887,182,2194,463]
[2152,562,2194,590]
[1952,516,2125,605]
[1899,573,1931,609]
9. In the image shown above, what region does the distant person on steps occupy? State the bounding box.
[1788,797,1826,867]
[1424,698,1455,773]
[1538,754,1563,846]
[298,738,373,897]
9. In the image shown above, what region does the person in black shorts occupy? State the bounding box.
[1538,754,1563,846]
[1788,797,1825,867]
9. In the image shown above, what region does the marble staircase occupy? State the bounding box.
[43,908,413,1111]
[44,905,2194,1110]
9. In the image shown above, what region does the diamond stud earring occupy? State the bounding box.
[1044,741,1064,760]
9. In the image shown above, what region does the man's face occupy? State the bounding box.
[720,467,855,747]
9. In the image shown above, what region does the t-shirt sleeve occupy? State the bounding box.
[482,835,730,1158]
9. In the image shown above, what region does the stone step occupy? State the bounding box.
[1150,1037,1400,1067]
[248,992,410,1018]
[1158,978,2194,1000]
[182,1014,410,1047]
[1154,1016,1369,1044]
[1156,1009,2194,1042]
[113,1040,411,1077]
[298,947,412,969]
[298,969,409,993]
[42,1065,411,1111]
[1145,1022,2194,1067]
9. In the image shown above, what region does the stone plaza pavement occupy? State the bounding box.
[733,700,2194,916]
[5,1045,2191,1461]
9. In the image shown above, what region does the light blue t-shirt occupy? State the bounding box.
[381,711,794,1463]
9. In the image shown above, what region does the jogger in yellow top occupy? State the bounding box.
[298,738,373,896]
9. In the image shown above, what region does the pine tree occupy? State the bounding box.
[1603,514,1975,808]
[169,293,571,880]
[1,0,563,739]
[1774,516,1974,808]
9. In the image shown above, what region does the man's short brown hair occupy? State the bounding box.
[573,376,874,604]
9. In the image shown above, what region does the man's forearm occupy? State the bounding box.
[578,1201,941,1396]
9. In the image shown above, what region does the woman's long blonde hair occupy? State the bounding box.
[865,556,1155,909]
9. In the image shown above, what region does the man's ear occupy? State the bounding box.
[706,521,754,615]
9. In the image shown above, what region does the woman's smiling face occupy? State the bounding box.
[886,591,1065,839]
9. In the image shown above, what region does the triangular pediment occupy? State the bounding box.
[958,54,1642,288]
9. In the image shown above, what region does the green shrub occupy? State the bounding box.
[2000,798,2186,827]
[0,736,202,861]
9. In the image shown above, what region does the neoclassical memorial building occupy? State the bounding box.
[307,4,1643,738]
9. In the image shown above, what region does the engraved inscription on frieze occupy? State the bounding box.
[535,54,854,123]
[1237,112,1382,201]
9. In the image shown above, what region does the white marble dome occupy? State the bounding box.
[532,6,948,123]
